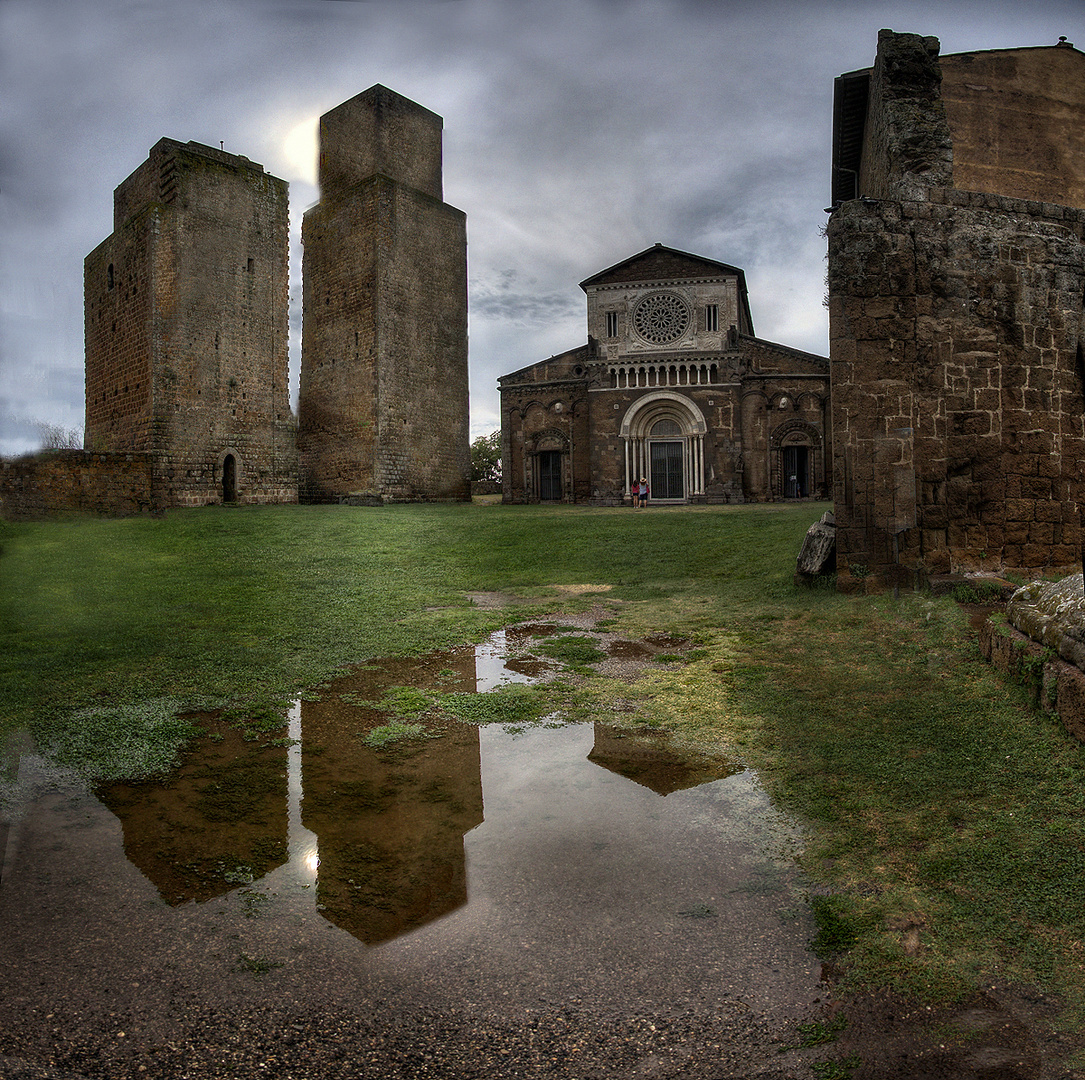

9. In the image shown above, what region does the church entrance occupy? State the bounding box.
[650,441,684,501]
[537,451,562,501]
[620,393,707,504]
[782,446,809,498]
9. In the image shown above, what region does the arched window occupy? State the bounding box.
[651,418,682,438]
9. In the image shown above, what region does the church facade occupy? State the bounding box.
[499,245,830,505]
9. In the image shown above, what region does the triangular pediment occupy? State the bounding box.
[579,244,746,290]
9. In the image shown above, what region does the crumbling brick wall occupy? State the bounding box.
[830,31,1085,588]
[0,451,159,519]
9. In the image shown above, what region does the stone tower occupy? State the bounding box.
[84,139,297,506]
[299,85,471,502]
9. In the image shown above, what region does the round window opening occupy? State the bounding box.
[632,292,691,345]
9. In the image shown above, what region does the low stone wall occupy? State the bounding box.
[979,573,1085,744]
[0,450,159,520]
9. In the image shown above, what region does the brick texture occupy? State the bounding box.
[830,32,1085,587]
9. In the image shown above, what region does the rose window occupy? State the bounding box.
[632,292,691,344]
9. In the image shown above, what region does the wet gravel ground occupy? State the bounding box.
[4,610,1083,1080]
[1,742,830,1079]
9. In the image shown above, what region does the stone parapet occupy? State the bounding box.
[980,574,1085,744]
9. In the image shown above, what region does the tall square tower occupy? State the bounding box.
[299,85,470,502]
[84,139,296,505]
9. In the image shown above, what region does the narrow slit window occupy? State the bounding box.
[705,304,719,332]
[605,311,619,338]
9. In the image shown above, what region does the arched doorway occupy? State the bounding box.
[769,420,822,499]
[528,429,569,502]
[222,453,237,503]
[619,392,707,503]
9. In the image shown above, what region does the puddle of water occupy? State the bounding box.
[0,628,821,1037]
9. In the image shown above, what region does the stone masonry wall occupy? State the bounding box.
[830,31,1085,589]
[147,142,296,507]
[85,208,158,452]
[829,190,1085,586]
[298,180,380,501]
[85,139,296,509]
[374,183,469,501]
[0,451,159,519]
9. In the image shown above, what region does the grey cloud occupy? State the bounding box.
[2,0,1079,456]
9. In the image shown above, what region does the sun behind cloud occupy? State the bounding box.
[282,116,318,185]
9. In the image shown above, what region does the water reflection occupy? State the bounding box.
[83,630,748,949]
[298,654,484,943]
[589,724,742,795]
[97,718,288,904]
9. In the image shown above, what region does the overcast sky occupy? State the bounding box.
[0,0,1078,456]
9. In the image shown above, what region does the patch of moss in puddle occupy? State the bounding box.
[537,635,605,665]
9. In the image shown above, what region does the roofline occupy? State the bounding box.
[497,343,591,384]
[579,243,755,334]
[836,37,1082,81]
[738,333,829,368]
[578,243,748,289]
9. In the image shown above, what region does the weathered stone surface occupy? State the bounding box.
[1007,573,1085,671]
[299,86,470,503]
[85,138,297,509]
[980,591,1085,746]
[829,32,1085,587]
[0,451,159,518]
[795,511,836,577]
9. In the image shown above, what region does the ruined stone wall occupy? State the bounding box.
[0,451,158,520]
[829,190,1085,585]
[856,31,954,202]
[941,45,1085,211]
[85,210,158,452]
[830,31,1085,587]
[299,86,470,503]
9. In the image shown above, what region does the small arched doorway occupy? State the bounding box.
[769,420,822,499]
[528,429,569,502]
[222,453,237,503]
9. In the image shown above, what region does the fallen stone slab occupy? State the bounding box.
[794,510,836,584]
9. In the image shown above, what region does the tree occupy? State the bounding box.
[36,422,83,450]
[470,431,501,483]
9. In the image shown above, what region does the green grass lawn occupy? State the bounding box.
[3,500,1084,1025]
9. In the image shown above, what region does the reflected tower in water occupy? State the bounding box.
[300,651,484,944]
